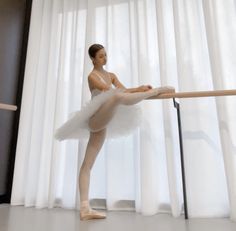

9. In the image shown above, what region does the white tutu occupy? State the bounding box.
[54,88,142,140]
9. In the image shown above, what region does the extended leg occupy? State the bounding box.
[89,87,174,132]
[118,86,175,105]
[79,129,107,220]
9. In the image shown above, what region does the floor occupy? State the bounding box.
[0,204,236,231]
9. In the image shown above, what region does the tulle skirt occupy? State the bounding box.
[54,88,142,140]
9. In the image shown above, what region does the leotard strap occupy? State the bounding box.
[93,72,112,88]
[91,72,113,98]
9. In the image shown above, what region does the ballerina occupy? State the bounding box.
[54,44,175,220]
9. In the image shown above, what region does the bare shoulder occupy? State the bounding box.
[88,72,98,83]
[88,72,97,89]
[88,72,96,79]
[108,72,116,77]
[108,72,126,89]
[108,72,118,82]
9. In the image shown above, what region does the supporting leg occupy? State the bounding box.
[173,98,189,219]
[79,129,107,220]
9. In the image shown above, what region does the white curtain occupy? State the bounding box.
[10,0,236,220]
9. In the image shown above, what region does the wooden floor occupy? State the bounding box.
[1,204,236,231]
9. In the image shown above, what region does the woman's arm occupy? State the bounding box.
[110,73,151,93]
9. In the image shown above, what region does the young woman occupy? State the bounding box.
[55,44,175,220]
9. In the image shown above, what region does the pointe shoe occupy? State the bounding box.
[80,209,107,221]
[148,86,175,96]
[156,86,175,94]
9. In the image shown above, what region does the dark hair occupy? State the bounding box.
[88,44,104,58]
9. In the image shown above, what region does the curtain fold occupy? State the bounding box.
[202,0,236,220]
[11,0,236,221]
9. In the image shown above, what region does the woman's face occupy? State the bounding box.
[93,48,107,66]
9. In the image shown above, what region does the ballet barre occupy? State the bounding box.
[147,89,236,219]
[148,89,236,99]
[0,103,17,111]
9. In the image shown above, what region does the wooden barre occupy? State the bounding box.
[0,89,235,110]
[0,103,17,111]
[148,89,236,99]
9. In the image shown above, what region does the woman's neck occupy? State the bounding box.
[93,66,106,73]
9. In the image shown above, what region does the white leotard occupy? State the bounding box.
[91,72,113,98]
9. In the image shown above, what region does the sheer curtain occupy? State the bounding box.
[10,0,236,220]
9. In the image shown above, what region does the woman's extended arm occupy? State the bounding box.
[110,73,152,93]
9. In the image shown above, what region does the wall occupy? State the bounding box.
[0,0,32,203]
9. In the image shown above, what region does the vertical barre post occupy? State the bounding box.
[173,98,189,219]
